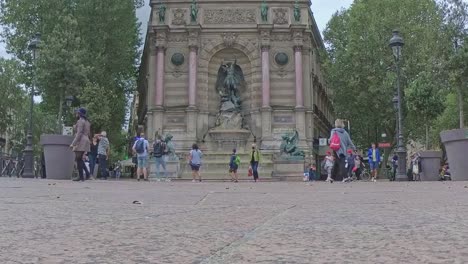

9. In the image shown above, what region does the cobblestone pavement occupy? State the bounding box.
[1,178,468,264]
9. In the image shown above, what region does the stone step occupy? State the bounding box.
[177,171,278,181]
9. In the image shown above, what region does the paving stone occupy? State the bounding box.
[1,178,467,263]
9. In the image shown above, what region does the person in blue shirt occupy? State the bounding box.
[367,143,381,182]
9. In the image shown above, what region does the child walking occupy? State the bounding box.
[229,149,240,182]
[324,151,335,183]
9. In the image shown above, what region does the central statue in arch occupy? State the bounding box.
[214,58,246,129]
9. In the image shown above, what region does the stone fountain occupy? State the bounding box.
[208,59,251,151]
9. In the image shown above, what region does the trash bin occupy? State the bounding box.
[418,151,442,181]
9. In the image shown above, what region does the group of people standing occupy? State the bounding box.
[324,119,383,183]
[70,108,111,182]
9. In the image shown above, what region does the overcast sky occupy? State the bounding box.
[0,0,353,59]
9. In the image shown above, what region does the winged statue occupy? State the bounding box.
[215,59,245,111]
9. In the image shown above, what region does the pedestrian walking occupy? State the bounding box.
[344,149,355,182]
[391,153,398,181]
[132,132,149,181]
[70,108,91,182]
[153,136,168,181]
[323,151,335,183]
[229,148,240,182]
[88,135,99,179]
[97,131,110,180]
[367,143,381,182]
[411,153,421,181]
[250,144,261,182]
[329,119,356,181]
[189,143,203,182]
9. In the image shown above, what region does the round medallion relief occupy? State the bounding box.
[275,52,289,66]
[171,53,185,66]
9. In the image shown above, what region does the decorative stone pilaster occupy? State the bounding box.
[152,25,168,135]
[186,24,200,140]
[258,24,273,139]
[148,34,157,109]
[153,25,169,108]
[291,25,307,147]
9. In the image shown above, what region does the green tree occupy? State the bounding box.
[0,58,24,134]
[442,0,468,129]
[322,0,451,151]
[405,71,445,149]
[1,0,142,162]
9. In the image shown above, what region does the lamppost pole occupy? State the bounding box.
[389,30,407,181]
[22,33,41,178]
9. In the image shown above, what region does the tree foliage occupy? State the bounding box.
[322,0,459,150]
[0,0,142,160]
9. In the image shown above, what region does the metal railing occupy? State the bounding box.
[0,154,24,177]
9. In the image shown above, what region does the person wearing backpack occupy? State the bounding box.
[329,119,356,181]
[189,143,203,182]
[132,132,149,181]
[229,148,241,182]
[153,136,168,182]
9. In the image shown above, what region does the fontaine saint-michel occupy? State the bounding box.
[134,0,334,179]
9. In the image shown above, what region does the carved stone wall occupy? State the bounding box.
[203,9,257,24]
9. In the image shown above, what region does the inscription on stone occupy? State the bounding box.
[204,9,256,24]
[166,115,186,124]
[273,115,294,123]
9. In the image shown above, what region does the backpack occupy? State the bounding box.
[234,155,241,166]
[153,141,166,157]
[329,132,341,152]
[135,139,145,154]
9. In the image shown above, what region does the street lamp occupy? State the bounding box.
[65,95,74,108]
[22,33,41,178]
[389,30,407,181]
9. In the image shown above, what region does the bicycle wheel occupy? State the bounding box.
[361,171,370,181]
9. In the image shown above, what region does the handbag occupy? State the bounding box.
[248,166,253,177]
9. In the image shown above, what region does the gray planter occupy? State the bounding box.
[440,129,468,181]
[418,151,442,181]
[40,134,75,180]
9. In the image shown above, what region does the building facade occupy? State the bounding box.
[135,0,333,155]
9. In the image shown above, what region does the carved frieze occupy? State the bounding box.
[167,34,186,43]
[222,32,237,47]
[272,34,291,42]
[172,9,187,25]
[273,8,288,25]
[204,9,256,24]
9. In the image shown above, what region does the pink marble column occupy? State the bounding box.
[261,46,271,108]
[188,46,198,107]
[155,47,165,107]
[294,46,304,108]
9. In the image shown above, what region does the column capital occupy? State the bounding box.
[153,25,169,49]
[187,24,201,48]
[294,45,303,52]
[261,45,270,52]
[258,24,273,50]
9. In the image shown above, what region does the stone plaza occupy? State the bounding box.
[1,178,468,263]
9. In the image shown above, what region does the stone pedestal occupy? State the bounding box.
[208,129,251,152]
[149,157,181,179]
[440,129,468,181]
[272,158,305,181]
[419,151,442,181]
